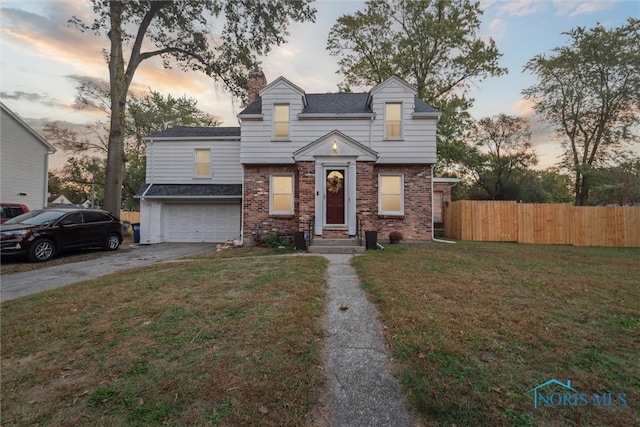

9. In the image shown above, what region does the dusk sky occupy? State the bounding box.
[1,0,638,170]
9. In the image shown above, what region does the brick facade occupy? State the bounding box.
[243,165,298,245]
[372,164,433,241]
[243,162,433,244]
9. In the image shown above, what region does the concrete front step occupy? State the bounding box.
[311,238,362,247]
[308,245,366,254]
[308,238,365,254]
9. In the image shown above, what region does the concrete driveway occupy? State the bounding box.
[1,243,215,303]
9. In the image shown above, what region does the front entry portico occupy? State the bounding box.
[292,130,379,237]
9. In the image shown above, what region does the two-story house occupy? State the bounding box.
[137,73,441,245]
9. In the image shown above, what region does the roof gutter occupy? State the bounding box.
[297,113,375,120]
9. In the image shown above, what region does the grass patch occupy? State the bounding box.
[1,254,327,426]
[354,242,640,426]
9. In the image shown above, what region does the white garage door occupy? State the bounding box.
[164,203,241,243]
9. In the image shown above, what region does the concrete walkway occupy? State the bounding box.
[322,254,414,426]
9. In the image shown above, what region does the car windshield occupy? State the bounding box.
[4,210,67,226]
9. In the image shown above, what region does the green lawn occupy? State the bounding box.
[354,242,640,426]
[3,243,638,426]
[1,251,328,426]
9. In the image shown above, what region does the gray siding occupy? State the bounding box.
[241,78,437,164]
[0,108,50,209]
[145,139,242,184]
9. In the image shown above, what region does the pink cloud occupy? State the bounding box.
[511,99,537,117]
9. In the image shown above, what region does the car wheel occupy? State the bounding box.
[28,239,55,262]
[104,233,121,251]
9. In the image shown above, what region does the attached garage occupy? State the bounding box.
[164,203,240,242]
[137,183,243,244]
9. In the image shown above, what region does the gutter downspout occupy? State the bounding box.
[237,167,244,247]
[431,167,455,244]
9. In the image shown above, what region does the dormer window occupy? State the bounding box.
[273,104,290,139]
[385,103,402,139]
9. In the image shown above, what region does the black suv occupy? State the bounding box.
[1,209,123,262]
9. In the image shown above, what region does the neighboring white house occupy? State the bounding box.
[137,73,451,244]
[47,194,74,206]
[1,102,56,210]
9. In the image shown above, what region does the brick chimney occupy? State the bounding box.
[247,70,267,105]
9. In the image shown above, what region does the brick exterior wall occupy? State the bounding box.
[372,164,433,242]
[243,165,298,245]
[296,161,315,234]
[243,163,433,244]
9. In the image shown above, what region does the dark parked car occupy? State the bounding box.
[0,203,30,223]
[1,209,123,262]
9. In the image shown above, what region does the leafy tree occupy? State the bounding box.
[588,159,640,206]
[327,0,506,170]
[48,171,64,197]
[70,0,316,214]
[465,114,537,200]
[523,19,640,206]
[510,168,573,203]
[48,156,106,207]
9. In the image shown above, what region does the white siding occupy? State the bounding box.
[369,80,437,163]
[0,108,51,209]
[146,139,242,183]
[241,119,373,164]
[241,78,437,165]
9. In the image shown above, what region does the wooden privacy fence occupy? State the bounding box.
[444,201,640,247]
[119,211,140,224]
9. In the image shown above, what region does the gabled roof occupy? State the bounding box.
[259,76,306,99]
[0,102,56,153]
[135,183,242,198]
[302,93,372,115]
[293,130,378,161]
[144,126,240,140]
[414,97,439,113]
[237,76,439,118]
[369,75,418,97]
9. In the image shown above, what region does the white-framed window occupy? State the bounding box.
[385,102,402,139]
[273,104,290,139]
[270,174,294,215]
[379,174,404,215]
[194,149,211,177]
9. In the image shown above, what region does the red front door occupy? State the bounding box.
[326,170,345,224]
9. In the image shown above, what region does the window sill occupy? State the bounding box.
[378,214,405,219]
[271,138,291,142]
[383,138,404,142]
[269,214,295,219]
